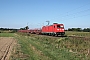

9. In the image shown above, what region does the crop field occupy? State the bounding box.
[0,33,16,60]
[0,32,90,60]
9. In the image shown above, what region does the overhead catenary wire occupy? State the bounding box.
[51,3,90,20]
[66,2,90,13]
[61,8,90,20]
[62,8,90,17]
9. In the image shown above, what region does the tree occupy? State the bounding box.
[83,28,90,32]
[68,28,82,31]
[20,28,25,30]
[25,26,29,30]
[76,28,82,32]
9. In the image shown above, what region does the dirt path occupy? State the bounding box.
[0,37,16,60]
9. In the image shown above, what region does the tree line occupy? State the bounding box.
[0,28,18,33]
[0,26,29,33]
[66,28,90,32]
[0,27,90,32]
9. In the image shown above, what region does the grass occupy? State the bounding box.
[11,32,90,60]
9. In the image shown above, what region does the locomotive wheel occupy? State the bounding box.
[52,34,55,36]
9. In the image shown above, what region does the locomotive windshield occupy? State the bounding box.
[57,25,64,28]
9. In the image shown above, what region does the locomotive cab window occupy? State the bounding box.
[57,25,64,28]
[57,25,60,28]
[54,26,55,28]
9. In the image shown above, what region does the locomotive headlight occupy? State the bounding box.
[57,29,59,30]
[62,29,64,30]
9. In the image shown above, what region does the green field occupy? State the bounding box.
[0,32,90,60]
[0,33,15,37]
[65,31,90,37]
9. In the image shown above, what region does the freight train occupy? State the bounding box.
[18,23,65,36]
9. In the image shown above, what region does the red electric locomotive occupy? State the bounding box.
[42,23,65,36]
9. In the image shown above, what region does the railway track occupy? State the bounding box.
[30,34,90,40]
[68,35,90,40]
[0,37,15,60]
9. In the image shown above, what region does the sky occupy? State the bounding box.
[0,0,90,29]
